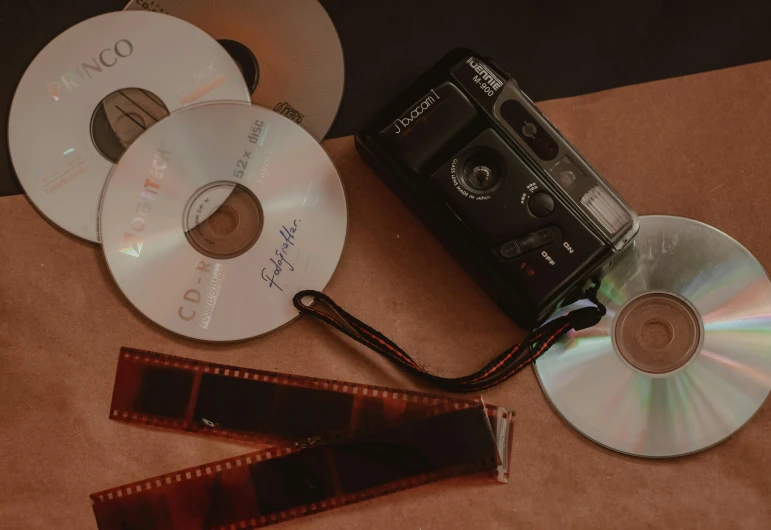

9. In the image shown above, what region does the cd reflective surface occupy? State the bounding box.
[99,102,347,341]
[535,215,771,457]
[7,11,250,242]
[126,0,345,140]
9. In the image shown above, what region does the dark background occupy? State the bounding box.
[3,0,771,197]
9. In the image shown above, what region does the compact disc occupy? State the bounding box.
[535,215,771,457]
[125,0,345,140]
[99,101,347,341]
[7,11,250,243]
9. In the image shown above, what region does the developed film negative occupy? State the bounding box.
[92,404,499,529]
[107,347,514,482]
[125,0,345,140]
[535,215,771,457]
[98,102,347,340]
[7,11,251,242]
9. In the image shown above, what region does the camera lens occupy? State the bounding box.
[461,152,502,192]
[468,165,494,189]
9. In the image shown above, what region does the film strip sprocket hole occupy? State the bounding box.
[92,404,500,530]
[108,347,513,481]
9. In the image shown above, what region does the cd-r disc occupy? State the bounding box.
[535,215,771,457]
[125,0,345,140]
[99,102,347,341]
[7,11,250,242]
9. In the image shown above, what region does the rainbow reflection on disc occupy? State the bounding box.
[534,215,771,457]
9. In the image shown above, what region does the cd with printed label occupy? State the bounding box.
[125,0,345,140]
[535,215,771,457]
[7,11,250,243]
[99,101,347,341]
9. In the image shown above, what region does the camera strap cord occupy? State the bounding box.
[292,281,606,394]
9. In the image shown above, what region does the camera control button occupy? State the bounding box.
[498,227,559,260]
[528,192,555,217]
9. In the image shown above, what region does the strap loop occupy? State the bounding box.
[568,306,603,331]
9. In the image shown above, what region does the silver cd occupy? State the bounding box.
[7,11,250,242]
[99,101,347,341]
[125,0,345,140]
[535,215,771,457]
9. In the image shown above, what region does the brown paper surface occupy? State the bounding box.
[2,60,771,529]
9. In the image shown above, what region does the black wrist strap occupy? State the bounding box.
[292,281,606,394]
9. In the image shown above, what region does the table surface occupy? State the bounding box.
[2,59,771,529]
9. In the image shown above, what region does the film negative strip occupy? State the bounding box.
[92,404,499,530]
[108,348,514,482]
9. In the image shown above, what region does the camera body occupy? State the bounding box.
[355,49,639,329]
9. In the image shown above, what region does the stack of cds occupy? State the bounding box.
[8,6,348,341]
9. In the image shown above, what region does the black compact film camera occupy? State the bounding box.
[355,48,639,329]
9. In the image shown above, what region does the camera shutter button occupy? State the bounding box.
[528,192,555,217]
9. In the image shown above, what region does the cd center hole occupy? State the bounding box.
[90,87,169,163]
[639,318,674,350]
[207,204,240,236]
[217,39,260,94]
[185,182,263,260]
